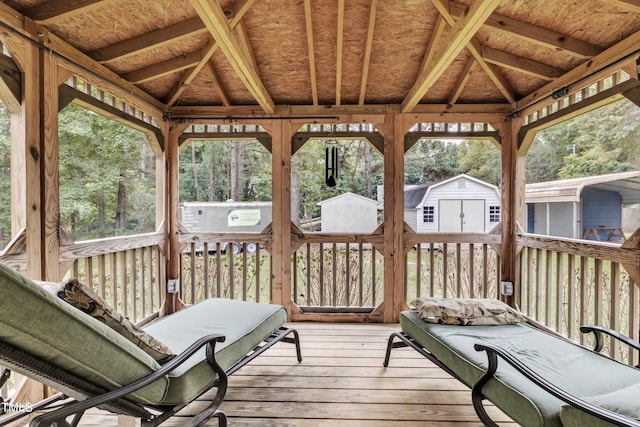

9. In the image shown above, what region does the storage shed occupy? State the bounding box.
[404,174,501,233]
[318,192,378,233]
[525,171,640,241]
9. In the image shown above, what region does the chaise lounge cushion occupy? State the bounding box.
[400,310,640,427]
[559,382,640,426]
[0,264,167,405]
[57,278,175,362]
[143,298,287,404]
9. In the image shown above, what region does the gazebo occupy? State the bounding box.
[0,0,639,424]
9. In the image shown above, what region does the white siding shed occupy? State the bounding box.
[318,192,379,233]
[404,174,501,233]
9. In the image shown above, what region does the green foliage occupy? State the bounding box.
[404,139,461,184]
[528,99,640,182]
[0,102,9,249]
[178,139,272,202]
[58,104,156,241]
[293,139,384,221]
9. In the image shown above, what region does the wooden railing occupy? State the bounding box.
[178,233,272,305]
[404,233,503,303]
[517,234,639,365]
[292,239,385,310]
[61,233,166,323]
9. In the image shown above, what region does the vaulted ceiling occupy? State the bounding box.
[2,0,639,117]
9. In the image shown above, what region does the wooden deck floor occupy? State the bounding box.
[27,323,516,426]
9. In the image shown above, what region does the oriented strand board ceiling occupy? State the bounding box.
[2,0,640,116]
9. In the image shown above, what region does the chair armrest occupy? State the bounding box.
[580,325,640,353]
[31,334,227,427]
[473,342,640,427]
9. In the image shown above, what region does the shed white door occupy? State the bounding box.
[439,200,485,232]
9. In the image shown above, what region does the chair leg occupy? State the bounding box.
[214,411,227,427]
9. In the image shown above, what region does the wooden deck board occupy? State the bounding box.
[24,322,516,426]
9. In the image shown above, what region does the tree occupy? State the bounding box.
[0,102,10,248]
[58,104,156,240]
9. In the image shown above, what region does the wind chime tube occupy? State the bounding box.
[326,146,330,184]
[333,146,338,180]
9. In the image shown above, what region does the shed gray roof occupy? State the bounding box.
[525,171,640,204]
[404,184,431,209]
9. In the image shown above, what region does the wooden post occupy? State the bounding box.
[381,113,406,323]
[271,119,294,312]
[41,50,61,281]
[162,122,188,315]
[498,117,525,307]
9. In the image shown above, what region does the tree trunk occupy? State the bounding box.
[191,141,201,201]
[209,157,216,201]
[114,172,126,235]
[291,158,300,225]
[364,141,372,198]
[230,140,244,201]
[98,190,105,238]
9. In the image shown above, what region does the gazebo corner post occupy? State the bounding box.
[162,122,187,316]
[380,112,407,323]
[497,116,525,308]
[271,119,294,314]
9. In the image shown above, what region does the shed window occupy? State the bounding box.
[423,206,434,223]
[489,205,501,222]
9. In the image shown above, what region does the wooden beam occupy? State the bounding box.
[623,84,640,108]
[0,53,21,113]
[519,79,640,150]
[189,0,273,113]
[88,18,207,63]
[235,20,259,74]
[169,102,513,120]
[429,0,516,104]
[59,85,164,147]
[516,29,640,111]
[23,0,116,23]
[402,0,502,112]
[206,62,231,106]
[449,1,602,58]
[358,0,378,105]
[124,51,202,84]
[419,15,446,75]
[447,57,474,106]
[482,46,565,80]
[165,0,256,106]
[336,0,345,106]
[303,0,318,106]
[612,0,640,13]
[0,8,166,112]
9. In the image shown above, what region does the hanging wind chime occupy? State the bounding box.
[325,139,338,187]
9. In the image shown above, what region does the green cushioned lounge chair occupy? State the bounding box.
[0,262,302,427]
[385,310,640,427]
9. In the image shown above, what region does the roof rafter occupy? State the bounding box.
[303,0,318,106]
[449,1,602,58]
[124,51,202,84]
[419,15,447,75]
[431,0,516,104]
[89,18,207,63]
[190,0,274,113]
[165,0,255,107]
[448,58,474,106]
[402,0,503,112]
[358,0,378,105]
[612,0,640,13]
[516,29,640,111]
[336,0,345,106]
[206,62,231,106]
[482,46,566,80]
[23,0,115,23]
